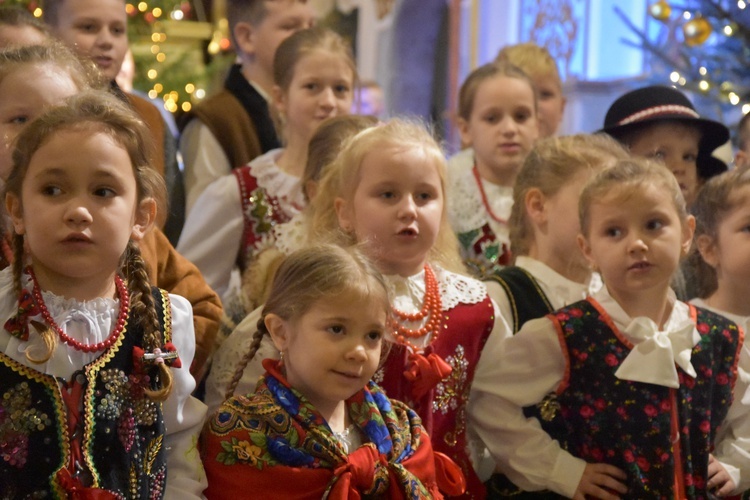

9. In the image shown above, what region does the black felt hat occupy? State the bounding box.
[600,85,730,179]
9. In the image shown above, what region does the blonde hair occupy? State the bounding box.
[302,114,379,202]
[457,61,537,121]
[6,90,173,401]
[310,118,465,273]
[579,157,688,237]
[240,114,378,312]
[227,244,390,398]
[689,167,750,297]
[510,134,629,256]
[495,42,562,88]
[0,42,101,91]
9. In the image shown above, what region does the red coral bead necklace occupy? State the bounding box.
[28,267,129,353]
[388,264,443,350]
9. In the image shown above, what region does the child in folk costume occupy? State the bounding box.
[485,134,628,333]
[470,158,746,499]
[177,26,356,321]
[0,43,223,383]
[201,244,465,499]
[481,134,629,497]
[204,114,378,414]
[207,119,510,497]
[317,119,508,497]
[689,167,750,496]
[0,91,206,497]
[447,62,539,277]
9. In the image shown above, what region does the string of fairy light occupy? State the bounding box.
[642,0,750,116]
[25,1,228,115]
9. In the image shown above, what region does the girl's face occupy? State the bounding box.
[0,63,80,181]
[699,185,750,292]
[578,183,693,307]
[628,122,702,206]
[336,145,444,277]
[459,75,539,185]
[533,75,565,138]
[52,0,128,81]
[274,49,354,147]
[267,291,386,418]
[7,127,153,300]
[540,169,592,277]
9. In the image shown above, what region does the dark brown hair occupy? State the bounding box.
[6,90,172,400]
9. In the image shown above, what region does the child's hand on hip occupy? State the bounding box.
[707,453,736,496]
[573,463,627,500]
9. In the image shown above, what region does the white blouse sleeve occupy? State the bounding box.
[176,174,243,304]
[163,293,208,498]
[468,315,586,498]
[180,119,232,212]
[714,338,750,493]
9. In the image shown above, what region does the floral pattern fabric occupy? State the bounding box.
[202,359,460,499]
[546,298,742,499]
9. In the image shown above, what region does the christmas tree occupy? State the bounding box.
[618,0,750,126]
[1,0,227,115]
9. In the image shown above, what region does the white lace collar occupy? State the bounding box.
[385,265,487,312]
[447,165,512,241]
[1,269,122,379]
[248,148,306,216]
[273,210,310,256]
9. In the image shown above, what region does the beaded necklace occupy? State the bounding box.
[28,267,129,353]
[388,264,443,351]
[472,164,510,224]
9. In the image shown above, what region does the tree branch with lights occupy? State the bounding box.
[617,0,750,121]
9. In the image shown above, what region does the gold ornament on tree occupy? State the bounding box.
[683,16,712,46]
[649,0,672,21]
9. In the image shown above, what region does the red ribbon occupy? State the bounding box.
[4,290,39,341]
[433,451,467,496]
[56,469,119,500]
[403,352,452,399]
[330,445,384,499]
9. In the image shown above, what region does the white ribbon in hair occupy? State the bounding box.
[614,316,700,389]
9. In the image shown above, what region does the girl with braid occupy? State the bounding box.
[0,90,206,498]
[202,244,465,498]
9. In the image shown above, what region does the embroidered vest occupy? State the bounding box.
[484,268,564,500]
[0,288,173,499]
[376,296,495,499]
[487,266,553,333]
[233,166,293,272]
[549,299,741,499]
[456,223,512,279]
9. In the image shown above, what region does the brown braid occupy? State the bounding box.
[124,240,173,401]
[9,232,56,363]
[225,316,268,400]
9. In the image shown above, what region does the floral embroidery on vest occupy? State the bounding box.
[433,345,468,415]
[545,299,741,499]
[0,382,51,468]
[456,224,512,279]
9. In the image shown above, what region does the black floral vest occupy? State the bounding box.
[547,298,742,499]
[0,288,173,499]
